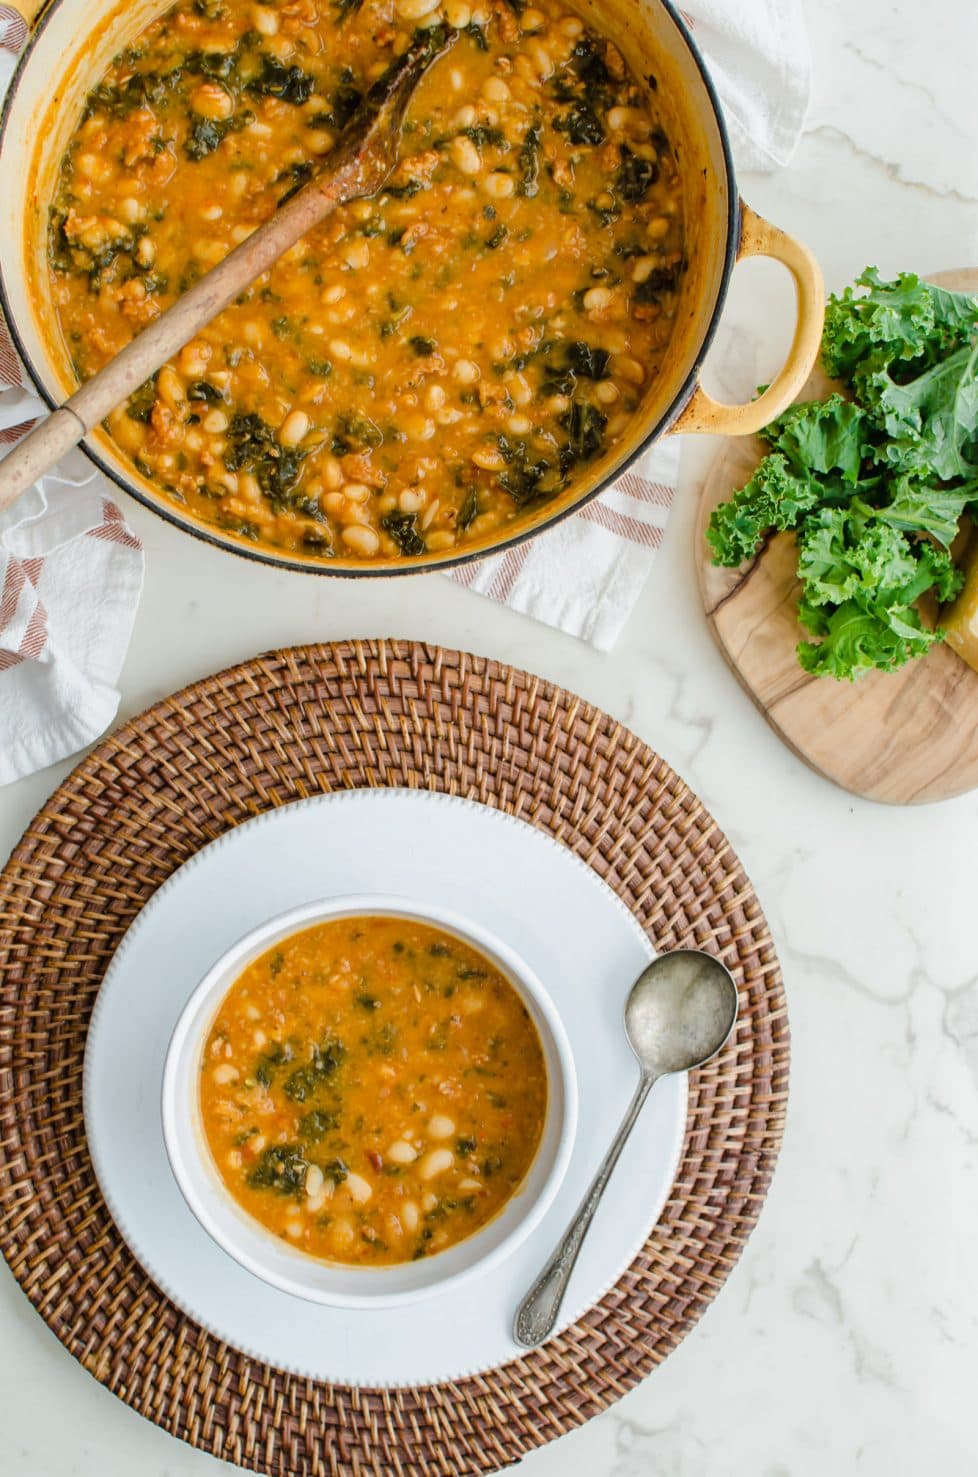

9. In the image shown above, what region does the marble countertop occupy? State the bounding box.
[3,0,977,1471]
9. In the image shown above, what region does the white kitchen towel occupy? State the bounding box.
[0,452,144,787]
[681,0,812,172]
[445,0,811,645]
[1,0,144,788]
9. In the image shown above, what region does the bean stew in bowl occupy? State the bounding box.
[162,896,576,1305]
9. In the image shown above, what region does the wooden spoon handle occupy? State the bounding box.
[0,158,360,514]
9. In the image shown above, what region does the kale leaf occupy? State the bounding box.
[247,1144,308,1196]
[224,412,307,510]
[616,145,657,202]
[518,120,542,198]
[707,268,978,679]
[187,380,224,403]
[247,55,316,106]
[298,1109,340,1141]
[282,1036,345,1102]
[561,400,607,463]
[126,376,158,424]
[495,435,562,506]
[381,511,426,555]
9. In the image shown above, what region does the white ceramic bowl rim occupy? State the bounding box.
[161,892,578,1309]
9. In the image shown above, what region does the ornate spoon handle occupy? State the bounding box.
[514,1071,656,1348]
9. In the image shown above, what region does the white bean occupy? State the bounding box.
[395,0,441,17]
[213,1063,238,1085]
[191,81,233,121]
[279,409,310,446]
[306,1164,325,1197]
[400,1199,420,1232]
[428,1114,455,1139]
[451,135,481,177]
[388,1139,418,1164]
[157,367,184,407]
[526,41,554,80]
[252,4,278,34]
[342,525,381,557]
[178,341,211,377]
[321,456,344,489]
[419,1147,454,1180]
[617,356,646,385]
[453,358,480,385]
[507,373,533,407]
[583,286,614,313]
[631,256,659,284]
[343,239,370,270]
[345,1171,373,1204]
[480,171,515,199]
[331,1217,355,1250]
[404,414,435,441]
[606,106,633,133]
[482,77,510,103]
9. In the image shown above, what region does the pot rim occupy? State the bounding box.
[0,0,739,578]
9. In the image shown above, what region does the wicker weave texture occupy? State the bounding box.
[0,640,788,1476]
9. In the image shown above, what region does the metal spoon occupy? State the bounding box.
[0,25,458,512]
[514,948,738,1348]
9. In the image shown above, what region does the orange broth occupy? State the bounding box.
[200,914,548,1265]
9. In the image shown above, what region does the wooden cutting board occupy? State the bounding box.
[695,268,978,806]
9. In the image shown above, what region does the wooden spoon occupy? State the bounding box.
[0,25,457,511]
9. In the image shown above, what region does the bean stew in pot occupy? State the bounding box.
[46,0,685,561]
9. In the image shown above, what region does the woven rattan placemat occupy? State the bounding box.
[0,640,788,1476]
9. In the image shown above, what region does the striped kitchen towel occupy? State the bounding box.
[448,446,679,649]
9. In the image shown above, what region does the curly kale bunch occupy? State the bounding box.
[707,268,978,679]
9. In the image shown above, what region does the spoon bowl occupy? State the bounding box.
[624,949,738,1078]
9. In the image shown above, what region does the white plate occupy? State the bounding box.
[84,790,686,1387]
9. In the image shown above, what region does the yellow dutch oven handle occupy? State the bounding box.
[8,0,50,25]
[672,201,825,437]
